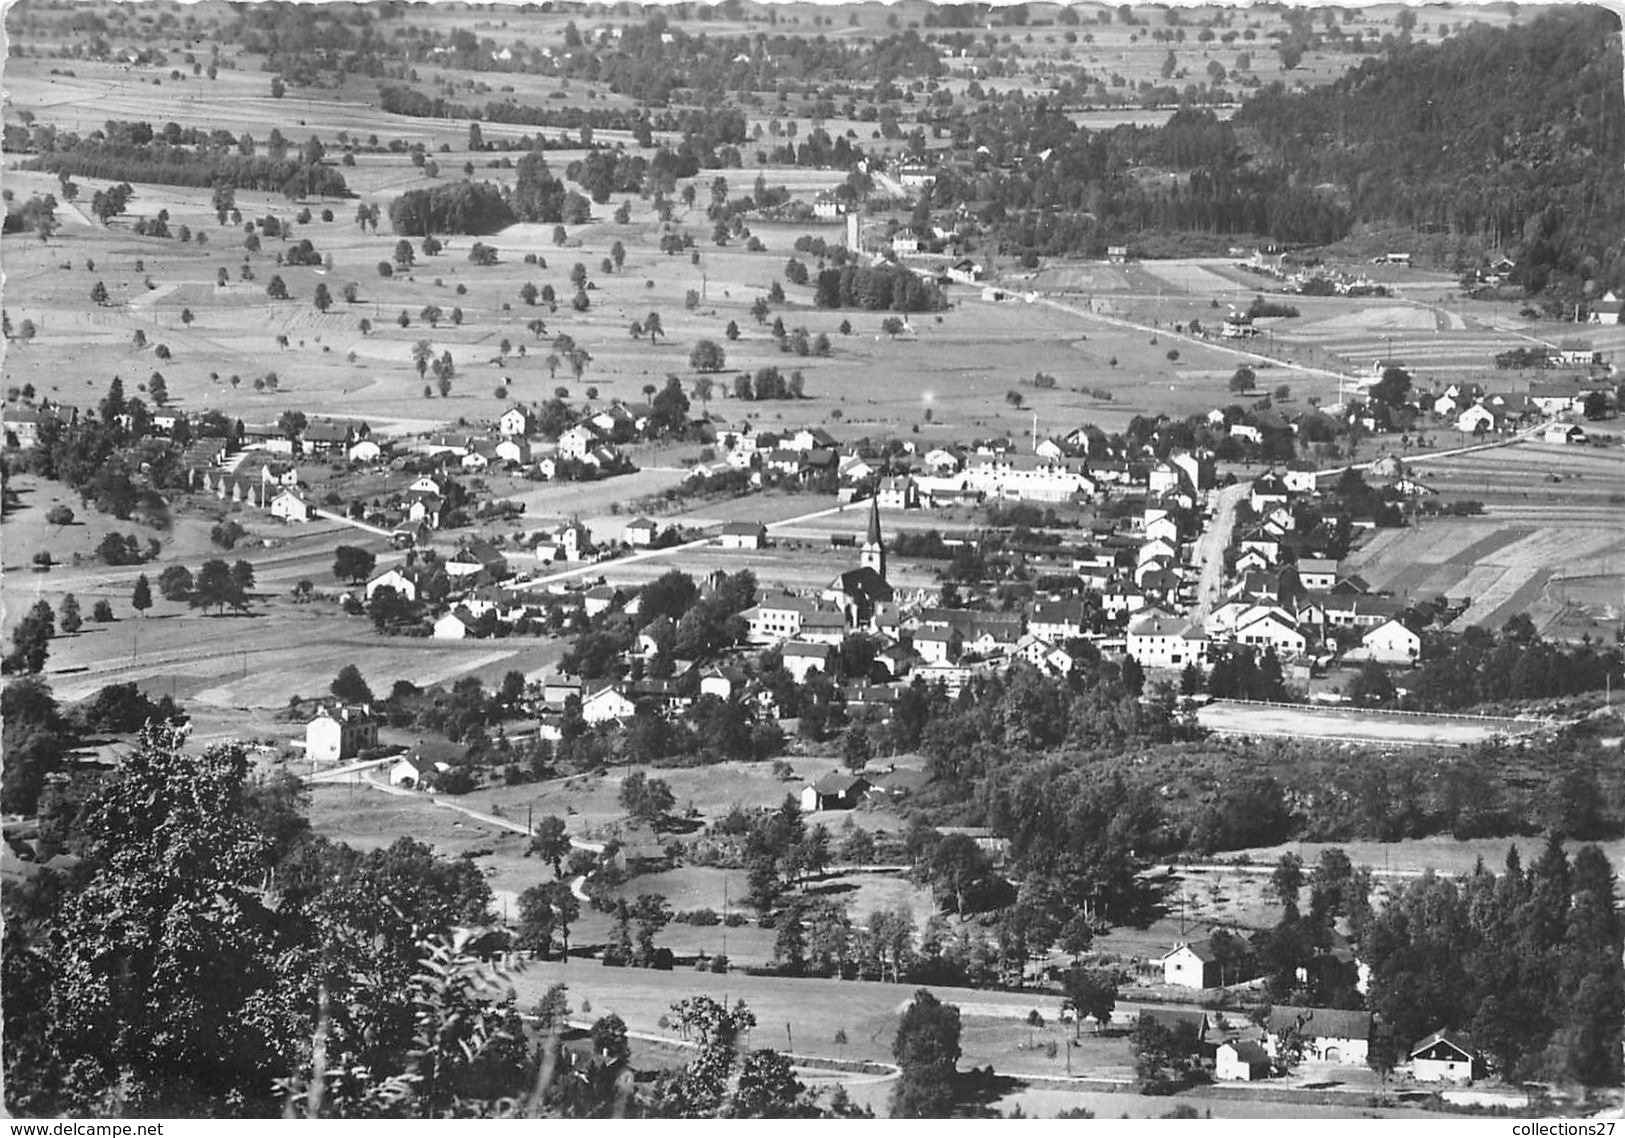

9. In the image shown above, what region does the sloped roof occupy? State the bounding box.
[1267,1006,1372,1042]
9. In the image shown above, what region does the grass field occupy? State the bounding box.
[1343,441,1625,636]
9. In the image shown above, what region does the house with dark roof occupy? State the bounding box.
[1216,1040,1273,1082]
[719,521,767,550]
[800,772,871,812]
[1265,1006,1372,1066]
[1160,940,1221,989]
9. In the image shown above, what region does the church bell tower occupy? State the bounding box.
[861,495,886,581]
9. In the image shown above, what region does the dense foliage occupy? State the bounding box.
[1234,8,1624,300]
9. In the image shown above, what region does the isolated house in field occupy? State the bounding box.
[719,521,767,550]
[1215,1041,1273,1082]
[624,517,661,547]
[1409,1030,1480,1084]
[304,704,378,764]
[799,772,871,812]
[1160,940,1221,989]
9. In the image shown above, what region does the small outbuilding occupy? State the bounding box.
[800,772,871,812]
[1409,1029,1480,1084]
[1215,1040,1273,1082]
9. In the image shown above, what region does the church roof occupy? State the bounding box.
[866,495,882,545]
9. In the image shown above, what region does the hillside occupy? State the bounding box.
[1233,5,1625,304]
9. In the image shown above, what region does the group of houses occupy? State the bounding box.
[1156,938,1482,1085]
[1141,1003,1481,1086]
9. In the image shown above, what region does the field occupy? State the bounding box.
[1344,441,1625,635]
[1195,700,1545,748]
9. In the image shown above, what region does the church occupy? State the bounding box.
[822,496,895,630]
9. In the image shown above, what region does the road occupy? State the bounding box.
[1189,482,1250,623]
[1035,294,1362,398]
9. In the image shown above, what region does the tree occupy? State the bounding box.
[313,283,332,312]
[58,594,82,635]
[644,311,665,343]
[1230,365,1256,393]
[192,558,248,614]
[690,339,726,373]
[36,724,296,1108]
[131,574,153,617]
[331,663,374,705]
[529,815,572,877]
[266,275,289,300]
[394,239,416,269]
[890,989,961,1118]
[1271,851,1305,908]
[90,281,109,305]
[412,339,434,380]
[157,564,194,602]
[1061,968,1118,1037]
[333,545,376,584]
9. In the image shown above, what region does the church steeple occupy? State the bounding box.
[861,495,886,581]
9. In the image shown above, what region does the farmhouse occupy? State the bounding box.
[719,521,767,550]
[1138,1008,1211,1042]
[304,704,378,764]
[1409,1029,1480,1083]
[366,563,433,603]
[445,541,509,582]
[1543,422,1587,445]
[1265,1006,1372,1065]
[800,773,870,812]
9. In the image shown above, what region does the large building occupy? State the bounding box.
[305,704,378,764]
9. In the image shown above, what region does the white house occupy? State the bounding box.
[1296,557,1338,592]
[1359,617,1421,664]
[624,517,661,547]
[558,423,602,461]
[498,406,532,437]
[1160,940,1221,989]
[304,704,378,764]
[1215,1041,1273,1082]
[719,521,766,550]
[1126,609,1206,669]
[1543,422,1587,445]
[433,608,478,640]
[347,438,383,463]
[1409,1030,1479,1084]
[1456,404,1501,434]
[1266,1007,1371,1066]
[581,683,636,724]
[782,640,834,683]
[1233,610,1307,657]
[408,475,443,496]
[270,488,310,522]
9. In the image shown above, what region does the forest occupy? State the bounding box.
[1232,6,1625,300]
